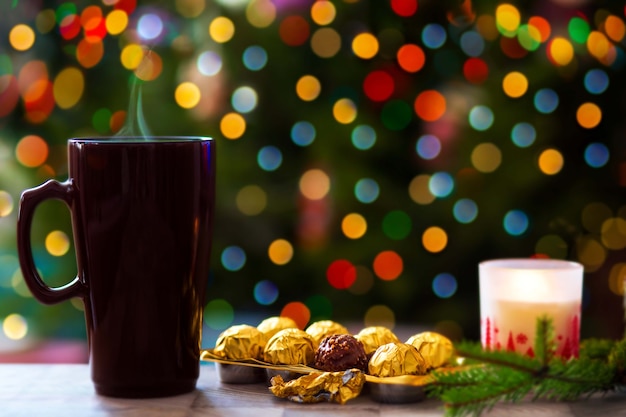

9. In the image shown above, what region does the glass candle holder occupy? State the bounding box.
[479,258,583,358]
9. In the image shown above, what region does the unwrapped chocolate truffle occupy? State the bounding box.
[314,334,368,372]
[406,331,453,369]
[214,324,266,360]
[305,320,349,346]
[257,316,298,339]
[355,326,400,357]
[368,342,428,377]
[264,328,316,365]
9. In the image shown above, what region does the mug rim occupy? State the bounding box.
[69,136,212,143]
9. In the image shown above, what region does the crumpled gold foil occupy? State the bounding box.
[368,342,428,377]
[257,316,298,339]
[263,328,316,365]
[305,320,349,346]
[355,326,400,356]
[406,331,453,369]
[213,324,267,360]
[269,369,365,404]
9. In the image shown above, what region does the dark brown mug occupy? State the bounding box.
[17,137,216,398]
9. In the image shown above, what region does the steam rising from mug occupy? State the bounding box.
[115,52,154,138]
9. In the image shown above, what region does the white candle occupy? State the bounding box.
[479,259,583,358]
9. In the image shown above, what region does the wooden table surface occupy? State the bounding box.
[1,363,625,416]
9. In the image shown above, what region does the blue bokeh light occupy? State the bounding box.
[137,13,164,41]
[355,178,380,203]
[453,198,478,224]
[429,172,454,198]
[416,134,441,160]
[432,273,458,298]
[231,86,258,113]
[257,146,282,171]
[351,124,376,150]
[459,30,485,57]
[221,246,246,271]
[422,24,447,49]
[584,142,609,168]
[291,121,316,146]
[242,45,268,71]
[584,69,609,95]
[468,105,494,131]
[534,88,559,114]
[254,280,279,305]
[511,122,536,148]
[503,210,529,236]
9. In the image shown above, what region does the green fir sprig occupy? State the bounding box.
[428,316,625,417]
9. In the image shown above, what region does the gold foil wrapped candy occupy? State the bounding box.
[257,316,298,339]
[269,369,365,404]
[355,326,400,356]
[213,324,266,360]
[305,320,349,346]
[368,342,428,377]
[406,331,453,369]
[263,328,316,365]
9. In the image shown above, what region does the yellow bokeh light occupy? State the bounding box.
[120,44,145,70]
[471,143,502,173]
[549,37,574,66]
[582,202,612,233]
[576,236,606,273]
[12,269,32,298]
[175,0,206,18]
[342,213,367,239]
[53,67,84,109]
[476,14,499,41]
[9,24,36,51]
[105,9,128,35]
[576,102,602,129]
[352,33,379,59]
[36,9,57,34]
[296,75,321,101]
[495,4,520,35]
[299,168,330,200]
[236,185,267,216]
[209,16,235,43]
[311,0,336,26]
[333,98,357,124]
[422,226,448,253]
[3,314,28,340]
[246,0,276,29]
[363,305,395,329]
[601,217,626,250]
[311,27,341,58]
[175,82,201,109]
[220,112,247,140]
[502,71,528,98]
[0,191,14,217]
[608,263,626,296]
[538,148,564,175]
[408,174,435,205]
[45,230,71,257]
[587,31,610,62]
[268,239,294,265]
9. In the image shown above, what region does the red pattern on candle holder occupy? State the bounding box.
[506,331,515,352]
[485,317,492,349]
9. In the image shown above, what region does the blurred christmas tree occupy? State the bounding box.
[1,0,625,347]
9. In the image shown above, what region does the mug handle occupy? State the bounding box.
[17,179,87,304]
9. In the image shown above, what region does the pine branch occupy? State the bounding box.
[428,317,622,417]
[534,314,556,367]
